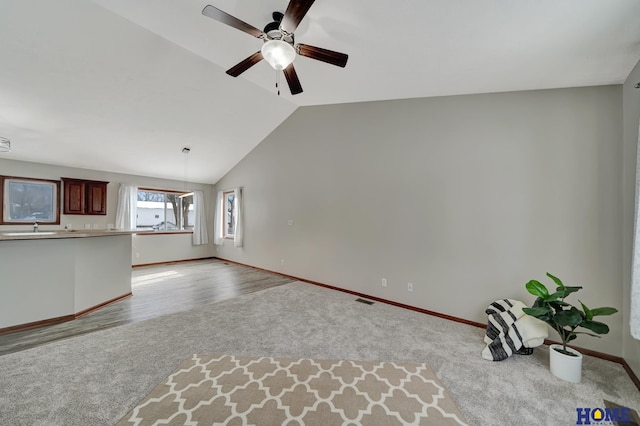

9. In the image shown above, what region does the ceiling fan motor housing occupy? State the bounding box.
[272,11,284,22]
[263,21,280,36]
[263,11,293,44]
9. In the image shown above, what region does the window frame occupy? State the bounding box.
[0,175,61,225]
[223,190,235,239]
[136,187,194,233]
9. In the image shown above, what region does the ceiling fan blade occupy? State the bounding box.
[202,5,264,38]
[297,44,348,68]
[226,52,264,77]
[281,0,315,34]
[283,64,303,95]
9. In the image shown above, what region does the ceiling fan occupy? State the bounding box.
[202,0,348,95]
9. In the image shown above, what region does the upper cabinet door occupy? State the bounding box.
[63,179,85,215]
[86,182,107,215]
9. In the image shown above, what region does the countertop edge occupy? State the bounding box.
[0,231,139,241]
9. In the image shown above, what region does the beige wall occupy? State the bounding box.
[216,86,624,356]
[0,158,216,264]
[623,59,640,376]
[132,233,212,265]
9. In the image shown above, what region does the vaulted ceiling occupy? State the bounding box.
[1,0,639,183]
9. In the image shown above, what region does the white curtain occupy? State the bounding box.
[213,190,223,245]
[632,121,640,339]
[192,190,208,246]
[233,187,243,248]
[114,183,137,230]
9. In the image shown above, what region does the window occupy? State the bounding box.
[136,189,193,231]
[1,176,60,224]
[223,190,235,238]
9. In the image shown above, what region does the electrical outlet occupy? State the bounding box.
[407,283,414,292]
[381,278,387,287]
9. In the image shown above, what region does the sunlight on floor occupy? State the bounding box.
[132,271,181,288]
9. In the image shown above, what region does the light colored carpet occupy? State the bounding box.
[116,354,467,425]
[0,281,638,425]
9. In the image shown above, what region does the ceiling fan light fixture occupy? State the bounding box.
[261,39,296,70]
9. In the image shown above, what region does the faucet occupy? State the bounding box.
[33,221,38,232]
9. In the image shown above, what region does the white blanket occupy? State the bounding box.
[482,299,548,361]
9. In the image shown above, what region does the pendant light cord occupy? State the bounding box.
[182,147,190,192]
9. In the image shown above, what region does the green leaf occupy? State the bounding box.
[589,307,618,317]
[547,273,565,288]
[580,301,593,321]
[560,286,582,297]
[567,334,578,342]
[544,291,564,302]
[532,297,546,308]
[548,302,561,312]
[580,320,610,335]
[554,308,582,327]
[523,307,550,318]
[573,331,601,338]
[526,280,549,298]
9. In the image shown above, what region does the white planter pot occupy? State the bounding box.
[549,344,583,383]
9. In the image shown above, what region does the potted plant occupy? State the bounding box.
[522,273,618,383]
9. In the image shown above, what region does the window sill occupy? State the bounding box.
[134,230,193,236]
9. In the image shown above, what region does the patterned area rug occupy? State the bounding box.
[117,354,468,425]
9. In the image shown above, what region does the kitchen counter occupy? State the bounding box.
[0,231,133,331]
[0,229,139,241]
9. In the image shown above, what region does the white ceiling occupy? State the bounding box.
[0,0,639,183]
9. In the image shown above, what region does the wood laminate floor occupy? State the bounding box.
[0,258,294,356]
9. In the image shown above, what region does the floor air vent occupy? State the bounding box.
[355,298,374,305]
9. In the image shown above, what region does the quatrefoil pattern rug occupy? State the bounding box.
[117,354,467,425]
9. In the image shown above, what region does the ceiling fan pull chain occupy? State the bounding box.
[276,70,280,96]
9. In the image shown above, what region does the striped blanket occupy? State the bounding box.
[482,299,548,361]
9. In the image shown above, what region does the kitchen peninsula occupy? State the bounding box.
[0,230,133,332]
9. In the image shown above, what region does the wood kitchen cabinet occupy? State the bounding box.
[62,178,108,215]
